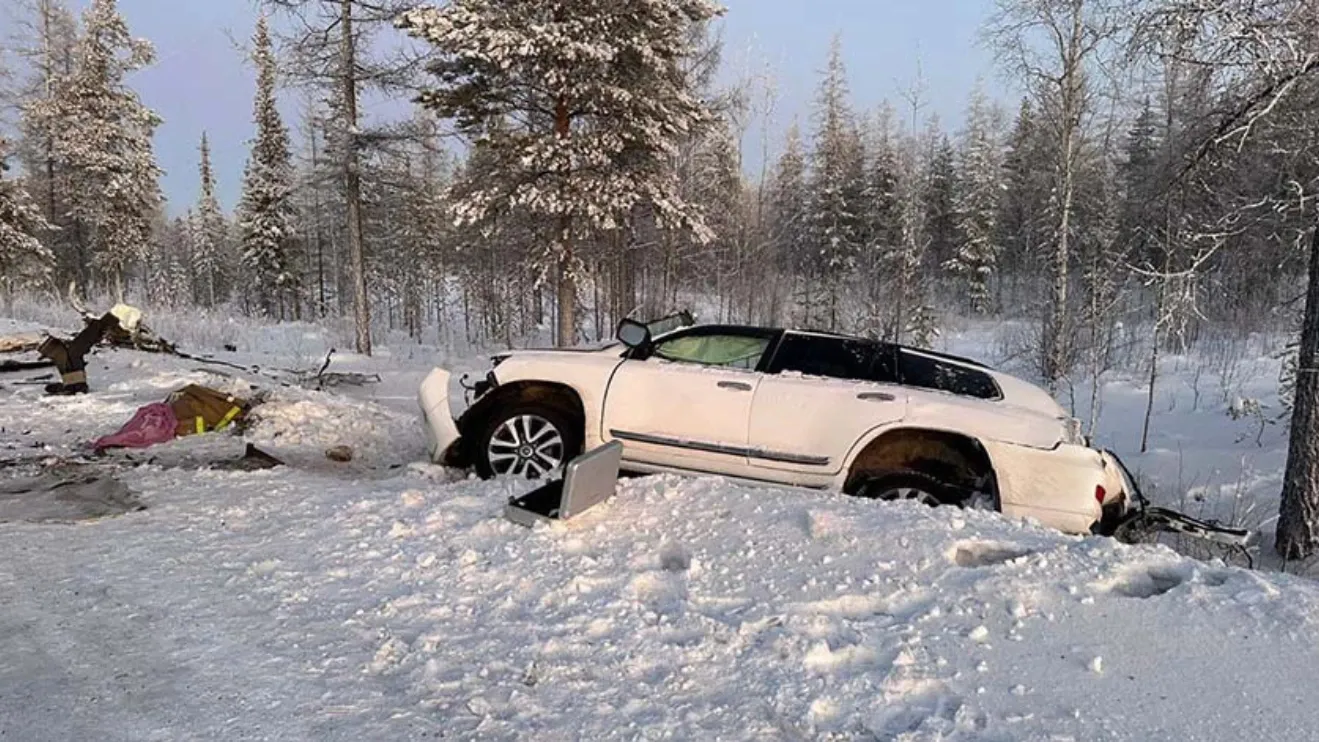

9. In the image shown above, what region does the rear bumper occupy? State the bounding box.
[419,368,463,465]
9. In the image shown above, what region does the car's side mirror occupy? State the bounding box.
[616,318,652,350]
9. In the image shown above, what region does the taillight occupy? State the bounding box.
[1095,485,1107,505]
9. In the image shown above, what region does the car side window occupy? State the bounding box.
[652,333,770,370]
[767,334,900,384]
[898,350,1001,400]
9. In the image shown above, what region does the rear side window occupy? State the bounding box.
[898,350,1001,400]
[769,335,898,384]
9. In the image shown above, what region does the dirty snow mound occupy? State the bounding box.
[245,388,426,468]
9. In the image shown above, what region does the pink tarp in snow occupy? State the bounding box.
[93,402,178,452]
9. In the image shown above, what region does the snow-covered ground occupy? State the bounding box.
[2,314,1318,740]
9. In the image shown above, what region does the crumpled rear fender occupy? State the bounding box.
[980,440,1124,534]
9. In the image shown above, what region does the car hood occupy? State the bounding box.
[490,343,620,362]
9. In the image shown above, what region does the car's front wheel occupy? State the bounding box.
[472,402,583,480]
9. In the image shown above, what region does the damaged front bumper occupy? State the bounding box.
[419,368,463,465]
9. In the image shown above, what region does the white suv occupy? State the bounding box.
[420,316,1135,536]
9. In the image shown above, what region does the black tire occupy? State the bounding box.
[471,401,583,480]
[850,470,998,511]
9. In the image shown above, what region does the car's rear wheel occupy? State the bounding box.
[472,402,583,480]
[852,470,997,511]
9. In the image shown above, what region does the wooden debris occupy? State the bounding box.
[0,334,43,354]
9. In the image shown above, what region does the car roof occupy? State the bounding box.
[676,324,994,371]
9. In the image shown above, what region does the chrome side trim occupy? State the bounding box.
[610,429,745,457]
[610,429,830,467]
[753,449,831,466]
[620,460,832,490]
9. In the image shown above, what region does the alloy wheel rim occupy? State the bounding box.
[488,414,564,478]
[879,486,940,507]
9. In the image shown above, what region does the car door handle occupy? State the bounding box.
[718,380,753,392]
[858,391,896,402]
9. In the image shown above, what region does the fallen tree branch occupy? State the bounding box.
[316,348,336,381]
[0,359,56,374]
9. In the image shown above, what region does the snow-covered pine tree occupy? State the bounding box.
[923,123,959,283]
[1118,101,1160,270]
[33,0,162,300]
[805,35,864,330]
[689,114,745,322]
[398,0,724,347]
[1077,147,1123,437]
[144,218,172,306]
[858,105,901,338]
[890,80,938,346]
[193,132,225,307]
[901,143,939,348]
[947,86,1004,314]
[358,156,402,331]
[443,124,547,346]
[667,20,742,324]
[996,98,1049,304]
[238,14,297,319]
[13,0,78,285]
[0,138,55,310]
[769,123,809,300]
[146,212,191,308]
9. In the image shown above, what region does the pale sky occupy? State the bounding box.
[50,0,1009,214]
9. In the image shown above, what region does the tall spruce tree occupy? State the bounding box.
[1119,101,1160,269]
[805,35,864,329]
[399,0,724,347]
[238,14,297,318]
[770,123,808,287]
[13,0,78,285]
[948,87,1003,314]
[193,132,225,307]
[0,137,55,309]
[858,106,901,336]
[997,98,1048,307]
[32,0,162,299]
[923,126,959,278]
[147,212,191,308]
